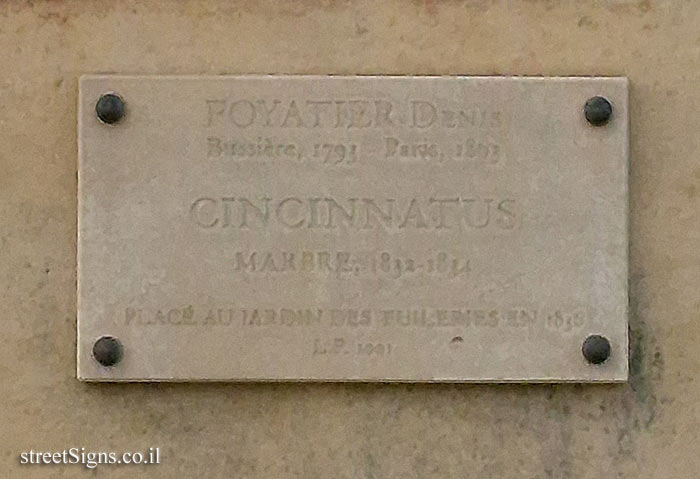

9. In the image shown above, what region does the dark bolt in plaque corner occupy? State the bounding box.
[582,335,611,365]
[92,336,123,367]
[584,96,613,126]
[95,93,125,124]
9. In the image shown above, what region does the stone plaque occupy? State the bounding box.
[77,75,628,382]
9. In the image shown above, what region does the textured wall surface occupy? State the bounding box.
[0,1,694,477]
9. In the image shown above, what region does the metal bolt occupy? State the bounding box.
[95,93,125,124]
[92,336,123,367]
[584,96,612,126]
[582,335,611,365]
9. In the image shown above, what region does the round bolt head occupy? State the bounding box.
[92,336,123,367]
[95,93,125,124]
[584,96,612,126]
[582,335,611,365]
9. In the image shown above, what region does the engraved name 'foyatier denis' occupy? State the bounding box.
[190,196,517,230]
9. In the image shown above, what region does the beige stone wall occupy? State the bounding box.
[0,1,693,477]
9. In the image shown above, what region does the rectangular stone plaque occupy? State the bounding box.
[77,75,628,382]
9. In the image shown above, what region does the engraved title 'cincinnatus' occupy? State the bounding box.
[190,197,517,230]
